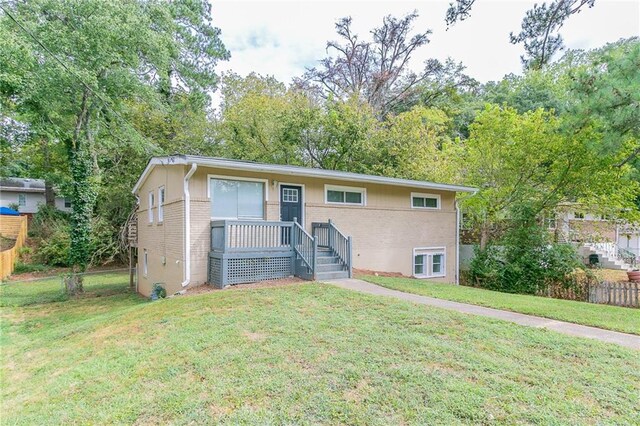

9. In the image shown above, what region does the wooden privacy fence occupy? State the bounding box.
[0,215,28,280]
[589,281,639,308]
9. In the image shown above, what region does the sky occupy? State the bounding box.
[210,0,639,99]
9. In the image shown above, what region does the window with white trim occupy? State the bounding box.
[282,187,299,203]
[18,194,26,207]
[143,249,148,277]
[148,191,154,223]
[158,186,165,223]
[210,178,265,220]
[64,198,72,208]
[414,248,446,278]
[411,193,440,209]
[573,211,584,220]
[545,213,556,230]
[325,185,365,206]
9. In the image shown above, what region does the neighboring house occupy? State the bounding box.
[0,178,71,215]
[131,155,476,297]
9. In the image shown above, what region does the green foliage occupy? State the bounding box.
[13,262,51,274]
[469,205,586,295]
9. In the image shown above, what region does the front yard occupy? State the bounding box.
[1,275,639,424]
[362,275,640,335]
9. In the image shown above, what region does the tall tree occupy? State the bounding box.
[446,0,596,69]
[0,0,228,293]
[296,12,472,117]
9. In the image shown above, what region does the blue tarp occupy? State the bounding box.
[0,207,20,216]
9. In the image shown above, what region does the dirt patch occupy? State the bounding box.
[0,235,16,251]
[185,277,306,296]
[354,268,407,278]
[595,269,630,283]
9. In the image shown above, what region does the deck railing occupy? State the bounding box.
[312,220,352,278]
[292,221,316,273]
[211,220,292,253]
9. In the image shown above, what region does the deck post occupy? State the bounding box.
[347,236,353,278]
[290,221,297,276]
[328,219,333,250]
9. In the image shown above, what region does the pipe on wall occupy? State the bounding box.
[181,163,198,288]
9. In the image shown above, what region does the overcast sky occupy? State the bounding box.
[211,0,639,97]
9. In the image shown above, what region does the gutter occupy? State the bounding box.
[455,200,460,285]
[181,163,198,288]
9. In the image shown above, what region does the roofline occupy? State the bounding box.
[132,155,478,194]
[0,186,45,193]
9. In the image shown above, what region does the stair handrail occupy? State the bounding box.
[293,221,316,273]
[327,219,353,278]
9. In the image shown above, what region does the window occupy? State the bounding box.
[574,211,584,220]
[413,248,446,278]
[64,198,72,208]
[545,213,557,230]
[411,193,440,209]
[282,187,298,203]
[18,194,26,207]
[210,178,265,220]
[143,249,148,277]
[148,191,154,223]
[325,185,365,206]
[158,187,165,223]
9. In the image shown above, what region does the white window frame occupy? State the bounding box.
[18,193,26,207]
[278,182,305,224]
[158,186,165,223]
[411,192,441,210]
[207,174,268,220]
[148,191,154,223]
[324,184,366,206]
[573,211,585,220]
[143,249,148,277]
[413,247,446,278]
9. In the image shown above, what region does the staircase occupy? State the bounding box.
[581,243,633,271]
[315,247,350,280]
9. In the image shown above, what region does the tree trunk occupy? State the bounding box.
[45,180,55,207]
[64,267,84,294]
[479,221,489,250]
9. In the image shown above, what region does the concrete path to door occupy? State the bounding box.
[328,278,640,350]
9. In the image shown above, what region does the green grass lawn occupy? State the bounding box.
[362,275,640,335]
[1,276,639,424]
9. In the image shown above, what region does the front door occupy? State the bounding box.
[280,185,302,224]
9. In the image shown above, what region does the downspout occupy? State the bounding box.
[455,200,460,285]
[181,163,198,288]
[134,194,140,294]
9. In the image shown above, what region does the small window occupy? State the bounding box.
[545,213,556,230]
[158,187,165,223]
[148,191,154,223]
[143,249,148,277]
[282,188,299,203]
[414,248,446,278]
[411,193,440,210]
[325,185,365,206]
[574,212,584,220]
[64,198,72,208]
[18,194,26,207]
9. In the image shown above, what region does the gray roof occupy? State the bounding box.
[133,155,477,194]
[0,177,46,193]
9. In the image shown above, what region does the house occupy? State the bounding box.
[0,177,71,215]
[131,155,476,297]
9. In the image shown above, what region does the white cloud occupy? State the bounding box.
[211,0,640,93]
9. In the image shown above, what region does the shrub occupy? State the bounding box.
[469,204,587,295]
[13,262,51,274]
[34,223,71,266]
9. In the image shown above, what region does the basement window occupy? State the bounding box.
[325,185,365,206]
[18,194,26,207]
[414,248,446,278]
[411,193,440,209]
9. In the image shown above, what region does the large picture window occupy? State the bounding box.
[210,178,265,220]
[413,248,446,278]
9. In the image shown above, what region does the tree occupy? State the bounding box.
[446,0,596,69]
[296,11,473,117]
[0,0,228,293]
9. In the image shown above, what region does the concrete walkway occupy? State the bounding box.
[328,278,640,350]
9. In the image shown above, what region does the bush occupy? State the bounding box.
[13,262,51,274]
[469,205,587,295]
[35,223,71,266]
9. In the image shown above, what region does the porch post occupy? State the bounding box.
[290,221,297,276]
[347,236,353,278]
[312,235,318,280]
